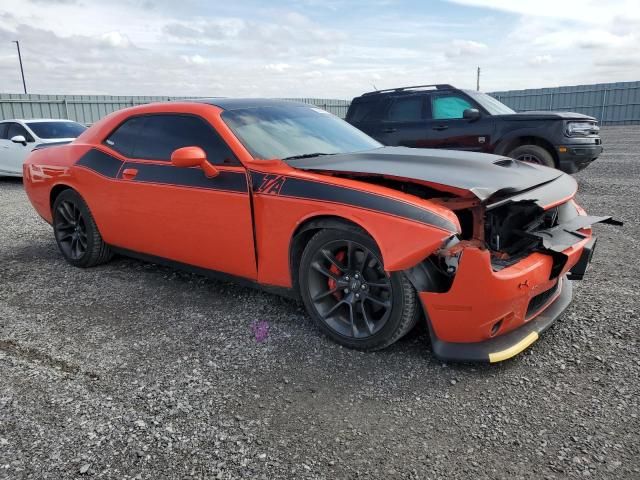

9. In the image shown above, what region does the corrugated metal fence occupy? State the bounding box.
[490,81,640,125]
[2,82,639,125]
[0,94,351,124]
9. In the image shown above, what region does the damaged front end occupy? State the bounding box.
[405,175,621,363]
[287,147,621,361]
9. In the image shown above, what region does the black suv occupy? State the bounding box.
[346,84,602,173]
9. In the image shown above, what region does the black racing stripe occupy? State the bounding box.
[251,172,456,232]
[76,148,124,178]
[122,162,248,193]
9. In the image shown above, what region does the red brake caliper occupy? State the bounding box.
[328,250,346,299]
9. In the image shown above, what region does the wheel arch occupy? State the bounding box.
[495,135,558,166]
[289,215,376,293]
[50,184,74,212]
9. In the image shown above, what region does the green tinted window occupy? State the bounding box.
[432,95,473,119]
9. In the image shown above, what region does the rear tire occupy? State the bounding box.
[508,144,555,168]
[299,227,419,351]
[52,189,113,268]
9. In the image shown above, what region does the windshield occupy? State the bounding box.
[26,121,86,139]
[221,105,381,160]
[463,90,516,115]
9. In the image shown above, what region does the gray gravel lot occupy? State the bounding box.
[1,127,639,479]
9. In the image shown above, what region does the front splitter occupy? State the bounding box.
[428,276,573,363]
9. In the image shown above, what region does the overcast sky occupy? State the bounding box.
[0,0,639,99]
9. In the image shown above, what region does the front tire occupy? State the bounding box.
[299,227,419,351]
[52,189,113,268]
[509,144,555,168]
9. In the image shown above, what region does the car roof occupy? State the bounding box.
[190,98,311,111]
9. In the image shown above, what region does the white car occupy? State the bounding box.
[0,119,86,177]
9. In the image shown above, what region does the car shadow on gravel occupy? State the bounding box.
[8,238,503,377]
[0,177,24,186]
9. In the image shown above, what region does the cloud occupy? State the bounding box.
[0,0,637,98]
[100,31,132,48]
[181,54,209,65]
[528,55,553,66]
[162,23,202,39]
[576,31,633,49]
[446,0,640,25]
[445,39,488,58]
[310,57,332,66]
[265,63,292,72]
[29,0,78,3]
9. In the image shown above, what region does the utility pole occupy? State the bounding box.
[12,40,27,94]
[476,66,480,91]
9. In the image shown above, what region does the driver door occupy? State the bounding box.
[99,113,257,279]
[422,93,495,152]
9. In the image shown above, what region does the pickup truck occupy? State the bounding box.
[346,84,603,173]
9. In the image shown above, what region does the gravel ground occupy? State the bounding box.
[1,126,638,480]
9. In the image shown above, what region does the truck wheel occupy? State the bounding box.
[509,145,555,168]
[299,228,420,351]
[52,189,113,268]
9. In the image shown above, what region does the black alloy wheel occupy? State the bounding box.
[55,199,88,261]
[308,238,392,339]
[299,227,419,351]
[52,189,113,267]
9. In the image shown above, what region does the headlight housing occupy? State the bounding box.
[565,121,599,137]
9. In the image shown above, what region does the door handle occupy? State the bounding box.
[432,125,449,131]
[122,168,138,180]
[383,127,397,133]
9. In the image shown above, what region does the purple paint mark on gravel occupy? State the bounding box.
[251,320,270,343]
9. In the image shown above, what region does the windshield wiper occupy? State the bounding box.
[282,152,334,161]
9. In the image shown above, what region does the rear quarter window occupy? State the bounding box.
[347,100,378,122]
[105,114,237,165]
[104,116,146,157]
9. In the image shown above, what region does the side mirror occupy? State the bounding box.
[11,135,27,145]
[463,108,481,121]
[171,146,219,178]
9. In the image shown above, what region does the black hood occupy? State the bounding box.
[285,147,565,202]
[494,111,596,121]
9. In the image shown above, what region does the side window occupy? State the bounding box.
[431,95,473,120]
[7,123,33,142]
[0,123,8,140]
[132,115,237,165]
[104,116,146,157]
[387,96,425,122]
[347,100,378,123]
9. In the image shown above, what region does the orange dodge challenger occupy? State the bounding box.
[23,100,618,362]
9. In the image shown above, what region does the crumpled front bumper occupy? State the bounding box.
[418,234,591,363]
[429,276,573,363]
